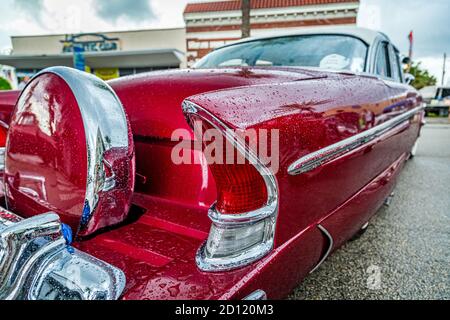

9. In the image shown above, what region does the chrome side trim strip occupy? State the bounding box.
[0,147,4,171]
[309,224,333,274]
[0,207,126,300]
[288,105,424,175]
[243,289,268,300]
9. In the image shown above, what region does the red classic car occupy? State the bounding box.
[0,27,424,300]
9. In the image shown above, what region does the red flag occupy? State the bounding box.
[408,30,414,65]
[408,31,414,44]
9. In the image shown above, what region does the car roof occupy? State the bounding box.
[218,27,388,49]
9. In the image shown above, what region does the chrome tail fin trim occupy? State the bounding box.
[182,100,279,272]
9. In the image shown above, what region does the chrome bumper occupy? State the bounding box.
[0,207,125,300]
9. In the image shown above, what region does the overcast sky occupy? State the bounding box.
[0,0,448,84]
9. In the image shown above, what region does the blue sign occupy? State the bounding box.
[61,33,120,53]
[73,45,85,71]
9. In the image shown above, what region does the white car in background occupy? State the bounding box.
[420,86,450,117]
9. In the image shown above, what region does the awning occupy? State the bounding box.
[0,49,185,69]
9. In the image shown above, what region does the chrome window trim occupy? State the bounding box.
[0,208,125,300]
[388,44,404,83]
[373,40,393,81]
[14,66,131,233]
[368,37,405,84]
[366,35,384,74]
[309,224,333,274]
[288,105,424,176]
[182,100,279,272]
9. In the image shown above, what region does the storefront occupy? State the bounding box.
[0,28,187,86]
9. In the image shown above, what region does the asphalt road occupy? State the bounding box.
[289,119,450,300]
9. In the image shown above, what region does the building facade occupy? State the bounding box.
[0,1,362,87]
[0,28,187,84]
[184,0,360,66]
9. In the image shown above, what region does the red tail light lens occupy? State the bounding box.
[192,117,268,214]
[209,163,267,214]
[0,125,7,147]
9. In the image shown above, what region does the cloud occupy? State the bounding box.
[418,56,449,86]
[14,0,45,24]
[359,0,450,59]
[93,0,156,24]
[358,0,450,83]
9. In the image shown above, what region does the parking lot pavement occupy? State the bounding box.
[289,120,450,300]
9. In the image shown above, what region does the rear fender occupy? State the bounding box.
[184,75,420,247]
[0,90,19,125]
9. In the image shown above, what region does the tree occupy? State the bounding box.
[241,0,251,38]
[0,77,12,90]
[409,61,437,90]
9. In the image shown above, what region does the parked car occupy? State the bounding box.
[0,27,424,300]
[420,85,450,117]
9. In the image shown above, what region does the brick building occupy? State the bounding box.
[184,0,360,66]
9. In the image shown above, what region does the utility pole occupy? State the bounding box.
[442,53,447,86]
[241,0,251,38]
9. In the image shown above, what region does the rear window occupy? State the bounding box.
[441,88,450,99]
[194,35,368,73]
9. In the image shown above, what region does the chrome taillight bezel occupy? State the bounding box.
[182,100,279,272]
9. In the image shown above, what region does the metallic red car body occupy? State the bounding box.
[0,63,423,299]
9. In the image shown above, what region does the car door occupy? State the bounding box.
[317,40,421,250]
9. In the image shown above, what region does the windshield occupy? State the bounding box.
[438,88,450,99]
[194,35,368,73]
